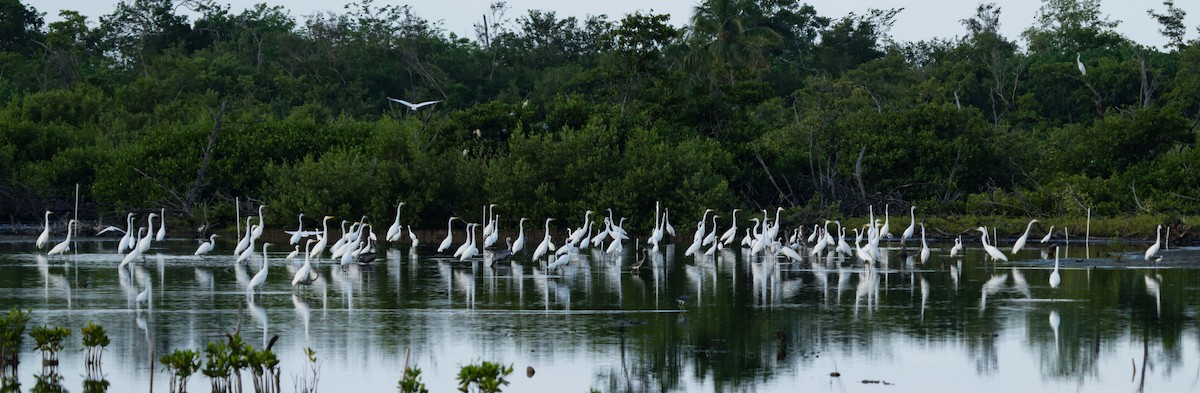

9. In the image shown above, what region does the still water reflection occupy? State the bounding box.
[0,237,1196,392]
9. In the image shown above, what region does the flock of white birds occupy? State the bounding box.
[31,200,1169,302]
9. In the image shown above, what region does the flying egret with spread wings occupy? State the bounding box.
[387,97,441,110]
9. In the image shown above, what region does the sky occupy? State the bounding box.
[29,0,1200,49]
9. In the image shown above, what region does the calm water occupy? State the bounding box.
[0,234,1196,392]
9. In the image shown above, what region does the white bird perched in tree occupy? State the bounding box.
[1040,225,1054,243]
[1011,219,1038,255]
[1144,224,1162,261]
[247,242,272,295]
[386,202,405,242]
[36,211,52,249]
[156,208,167,241]
[387,97,441,110]
[900,206,917,244]
[47,219,77,257]
[195,234,218,256]
[1076,53,1086,76]
[976,226,1008,262]
[437,217,459,253]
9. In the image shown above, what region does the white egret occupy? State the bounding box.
[976,227,1008,262]
[481,204,497,238]
[234,217,253,256]
[195,234,218,256]
[386,202,405,242]
[293,239,317,287]
[719,209,740,246]
[285,244,299,261]
[1040,225,1054,243]
[454,223,476,258]
[47,219,76,257]
[237,235,256,263]
[36,211,52,249]
[547,243,577,273]
[134,279,151,310]
[580,222,594,249]
[247,242,272,294]
[649,202,665,247]
[460,224,480,262]
[483,215,500,249]
[437,217,459,253]
[900,206,916,244]
[387,97,441,110]
[120,228,147,268]
[836,226,853,256]
[1011,219,1038,255]
[919,223,930,263]
[136,213,157,254]
[118,213,135,253]
[155,208,167,241]
[664,208,676,237]
[568,210,592,244]
[1049,246,1061,289]
[513,218,531,254]
[880,205,892,239]
[290,213,306,245]
[250,205,265,240]
[1076,53,1086,76]
[407,225,419,248]
[810,221,831,256]
[310,216,334,259]
[532,218,555,261]
[1144,224,1161,260]
[702,214,719,246]
[949,236,963,257]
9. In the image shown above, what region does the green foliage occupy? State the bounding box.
[397,366,428,393]
[295,347,321,393]
[456,361,513,393]
[160,349,200,393]
[4,0,1200,227]
[30,325,70,363]
[0,309,30,373]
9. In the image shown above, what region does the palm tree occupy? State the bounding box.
[686,0,782,84]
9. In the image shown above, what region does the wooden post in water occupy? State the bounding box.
[1085,208,1091,259]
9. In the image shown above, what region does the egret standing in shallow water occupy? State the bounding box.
[195,234,218,256]
[1145,225,1162,261]
[437,217,459,253]
[247,243,272,295]
[976,227,1008,262]
[1011,219,1038,255]
[386,202,405,242]
[1040,226,1054,244]
[1049,246,1061,290]
[36,211,52,249]
[47,219,76,257]
[156,208,167,241]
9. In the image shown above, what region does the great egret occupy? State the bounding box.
[134,279,151,310]
[810,221,831,256]
[1049,246,1061,289]
[546,243,577,273]
[919,223,930,263]
[47,219,76,257]
[36,211,52,249]
[407,225,419,248]
[1011,219,1038,255]
[664,208,675,237]
[454,223,476,258]
[532,218,555,261]
[949,236,963,257]
[387,97,441,110]
[900,206,917,244]
[290,213,306,245]
[481,204,497,238]
[120,228,147,268]
[250,205,265,240]
[234,216,254,256]
[285,244,300,261]
[137,213,157,254]
[511,218,528,254]
[976,227,1009,262]
[460,224,479,262]
[1144,224,1161,260]
[719,209,740,246]
[237,235,256,263]
[310,216,334,259]
[247,242,272,294]
[118,213,135,253]
[293,239,317,287]
[155,208,167,241]
[437,217,459,253]
[568,210,592,245]
[1076,53,1086,76]
[195,234,218,256]
[386,202,405,242]
[483,215,500,249]
[702,214,719,247]
[1040,225,1054,243]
